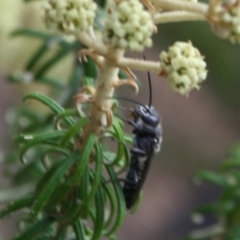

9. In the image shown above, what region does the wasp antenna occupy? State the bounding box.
[143,55,152,107]
[147,71,152,107]
[109,96,147,110]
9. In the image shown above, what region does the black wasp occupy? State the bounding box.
[118,70,162,209]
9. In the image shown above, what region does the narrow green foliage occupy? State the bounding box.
[16,130,68,163]
[11,28,52,40]
[24,92,65,114]
[32,151,81,214]
[86,143,103,204]
[82,77,95,87]
[73,220,86,240]
[104,166,126,236]
[12,216,54,240]
[129,191,143,214]
[91,188,105,240]
[109,119,125,166]
[220,158,240,170]
[0,196,35,219]
[82,57,98,79]
[194,203,218,215]
[44,180,71,210]
[37,76,66,89]
[6,6,130,238]
[15,130,67,144]
[190,144,240,240]
[26,42,50,71]
[54,109,84,127]
[70,134,96,185]
[41,146,71,159]
[59,118,88,146]
[77,144,104,220]
[102,181,117,231]
[35,47,76,79]
[78,165,91,219]
[195,170,228,188]
[12,160,44,184]
[54,229,67,240]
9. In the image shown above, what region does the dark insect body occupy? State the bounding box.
[121,71,162,209]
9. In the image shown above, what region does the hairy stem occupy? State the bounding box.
[154,11,206,24]
[78,32,108,56]
[153,0,208,15]
[117,57,161,73]
[82,50,124,138]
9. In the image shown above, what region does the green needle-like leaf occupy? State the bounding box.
[41,146,71,159]
[70,134,96,185]
[35,46,77,79]
[91,188,105,240]
[55,109,84,127]
[37,76,66,89]
[79,165,90,219]
[195,170,228,188]
[112,120,125,165]
[0,196,35,219]
[129,191,142,214]
[12,216,54,240]
[220,158,240,170]
[59,118,88,146]
[26,42,50,71]
[102,180,117,231]
[32,151,81,214]
[15,130,66,144]
[194,203,217,215]
[23,92,75,125]
[104,166,126,236]
[79,143,103,219]
[85,144,103,204]
[73,220,86,240]
[17,130,68,163]
[11,28,51,40]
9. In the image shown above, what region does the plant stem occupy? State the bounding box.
[153,0,208,15]
[82,50,124,138]
[117,57,161,74]
[78,32,108,56]
[154,11,206,24]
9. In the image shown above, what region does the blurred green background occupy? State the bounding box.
[1,1,240,239]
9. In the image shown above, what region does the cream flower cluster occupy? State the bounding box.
[42,0,97,35]
[103,0,154,52]
[159,42,207,95]
[208,0,240,43]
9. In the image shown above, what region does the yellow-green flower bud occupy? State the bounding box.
[159,41,207,95]
[208,0,240,44]
[103,0,154,52]
[42,0,97,36]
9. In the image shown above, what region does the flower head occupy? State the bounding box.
[103,0,154,52]
[207,0,240,43]
[42,0,97,36]
[159,41,207,95]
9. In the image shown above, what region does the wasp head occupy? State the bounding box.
[132,105,160,127]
